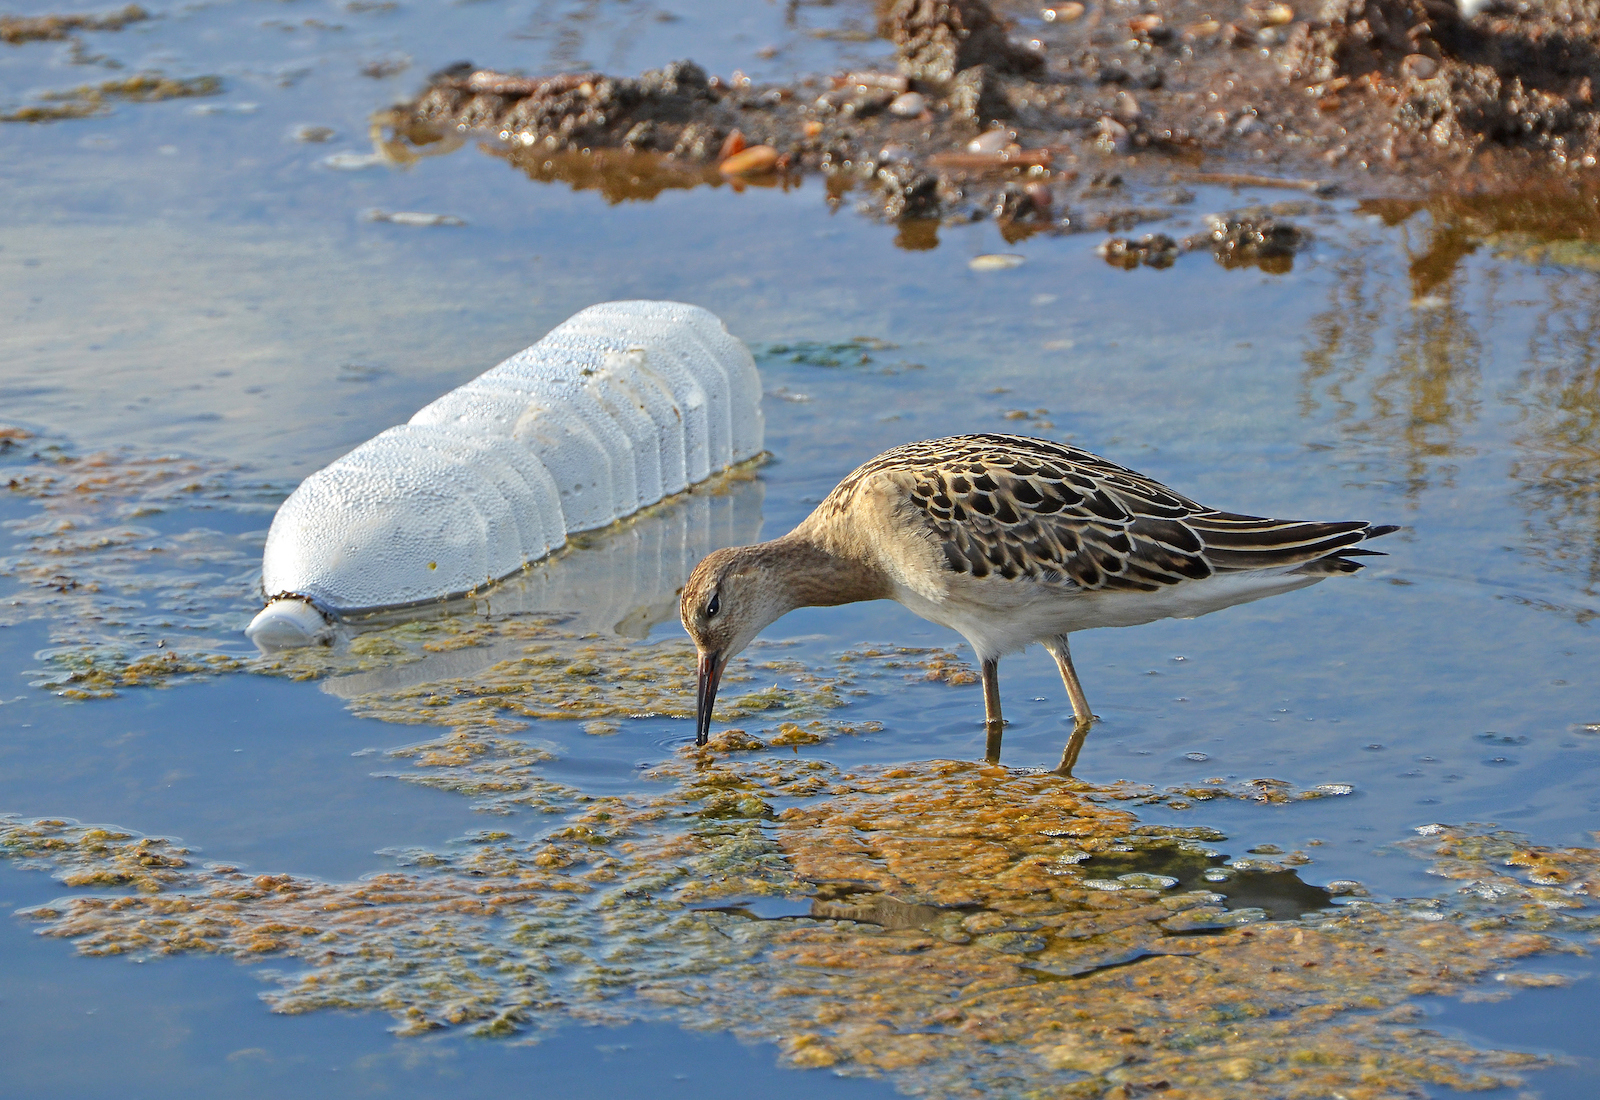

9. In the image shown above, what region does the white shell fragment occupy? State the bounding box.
[247,301,764,648]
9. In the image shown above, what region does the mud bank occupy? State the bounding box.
[382,0,1600,242]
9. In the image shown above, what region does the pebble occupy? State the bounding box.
[1118,873,1179,890]
[968,128,1013,154]
[889,91,926,117]
[1042,2,1085,21]
[1401,54,1439,80]
[292,124,336,143]
[969,254,1025,271]
[719,145,779,175]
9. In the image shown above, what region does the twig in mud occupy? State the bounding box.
[449,70,604,98]
[1184,172,1338,196]
[929,149,1055,171]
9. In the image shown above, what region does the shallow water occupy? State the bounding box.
[3,1,1600,1097]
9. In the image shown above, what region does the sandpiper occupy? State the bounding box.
[680,433,1396,773]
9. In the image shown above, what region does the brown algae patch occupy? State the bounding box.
[6,761,1600,1097]
[2,73,222,123]
[31,647,246,700]
[0,4,147,44]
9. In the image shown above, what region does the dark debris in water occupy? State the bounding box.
[756,337,924,375]
[1100,202,1317,272]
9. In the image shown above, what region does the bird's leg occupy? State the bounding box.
[981,657,1004,763]
[1044,635,1095,777]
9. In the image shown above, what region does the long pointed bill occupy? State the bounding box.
[695,650,726,747]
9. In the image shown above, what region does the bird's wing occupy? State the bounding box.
[831,434,1392,592]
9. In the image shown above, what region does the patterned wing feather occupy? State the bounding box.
[825,434,1395,591]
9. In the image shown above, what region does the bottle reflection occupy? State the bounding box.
[324,474,764,697]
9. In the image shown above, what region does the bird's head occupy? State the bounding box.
[679,544,795,746]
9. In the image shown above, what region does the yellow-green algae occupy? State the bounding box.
[7,754,1599,1099]
[2,441,270,693]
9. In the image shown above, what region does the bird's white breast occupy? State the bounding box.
[892,567,1326,661]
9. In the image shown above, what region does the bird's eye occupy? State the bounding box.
[706,593,720,618]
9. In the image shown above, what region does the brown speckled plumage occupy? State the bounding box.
[817,433,1394,589]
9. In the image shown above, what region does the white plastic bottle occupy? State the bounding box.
[246,301,764,649]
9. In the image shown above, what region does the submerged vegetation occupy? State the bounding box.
[4,754,1597,1098]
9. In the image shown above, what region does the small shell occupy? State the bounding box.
[1400,53,1439,80]
[719,145,779,175]
[717,129,746,161]
[323,152,386,170]
[1247,1,1295,24]
[368,210,465,227]
[967,128,1013,154]
[1128,13,1163,33]
[969,254,1026,271]
[1095,115,1130,155]
[889,91,926,117]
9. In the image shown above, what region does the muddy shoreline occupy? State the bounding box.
[380,0,1600,258]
